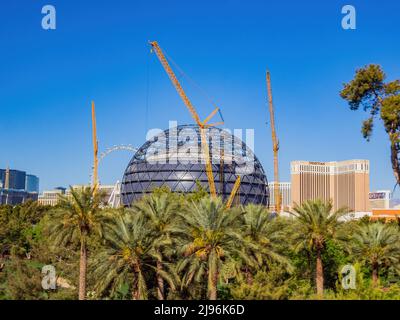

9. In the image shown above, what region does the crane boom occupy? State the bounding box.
[149,41,202,125]
[266,71,281,213]
[91,101,99,194]
[149,41,217,197]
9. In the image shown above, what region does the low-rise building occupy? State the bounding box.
[268,181,291,212]
[0,189,38,205]
[38,184,120,207]
[38,188,66,206]
[369,190,391,210]
[371,209,400,221]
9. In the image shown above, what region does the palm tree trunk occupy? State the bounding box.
[316,248,324,298]
[208,272,218,300]
[156,260,164,300]
[208,256,218,300]
[132,278,139,300]
[372,263,379,286]
[78,238,87,300]
[245,267,253,285]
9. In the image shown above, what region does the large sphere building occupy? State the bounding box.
[121,125,269,206]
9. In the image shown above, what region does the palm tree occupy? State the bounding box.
[92,209,177,299]
[290,199,348,298]
[349,222,400,286]
[46,186,104,300]
[177,197,249,300]
[131,193,182,300]
[243,204,292,275]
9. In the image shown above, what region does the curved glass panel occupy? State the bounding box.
[121,125,270,206]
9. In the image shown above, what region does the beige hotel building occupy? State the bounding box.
[268,181,291,212]
[291,160,370,212]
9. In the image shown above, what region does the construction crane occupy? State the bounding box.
[91,100,99,195]
[225,176,241,209]
[149,41,241,203]
[150,41,220,198]
[266,71,281,213]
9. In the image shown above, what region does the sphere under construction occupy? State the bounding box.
[121,124,269,206]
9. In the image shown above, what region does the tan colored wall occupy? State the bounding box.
[354,172,369,212]
[291,174,300,207]
[291,160,369,212]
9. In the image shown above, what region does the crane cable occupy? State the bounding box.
[145,50,151,135]
[162,50,225,124]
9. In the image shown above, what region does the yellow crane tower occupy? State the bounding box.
[266,71,281,213]
[91,100,99,194]
[149,41,240,205]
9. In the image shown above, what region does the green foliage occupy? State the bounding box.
[346,222,400,284]
[176,197,251,300]
[290,199,348,252]
[340,64,400,183]
[290,199,349,296]
[2,196,400,300]
[326,263,400,300]
[227,265,292,300]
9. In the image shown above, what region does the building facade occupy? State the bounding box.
[291,160,370,212]
[0,168,40,205]
[0,189,38,205]
[38,185,118,207]
[371,209,399,221]
[0,168,26,190]
[121,125,270,206]
[38,188,66,206]
[268,181,291,211]
[25,174,40,193]
[369,190,391,210]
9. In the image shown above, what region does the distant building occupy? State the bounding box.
[371,209,400,221]
[369,190,391,210]
[25,174,39,193]
[0,168,26,190]
[54,187,67,193]
[291,160,370,213]
[67,185,116,203]
[0,167,39,205]
[268,182,291,211]
[38,183,120,207]
[38,188,66,206]
[0,189,38,205]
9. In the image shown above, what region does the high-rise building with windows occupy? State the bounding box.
[291,160,370,213]
[0,168,39,204]
[268,182,291,211]
[25,174,39,193]
[0,168,26,190]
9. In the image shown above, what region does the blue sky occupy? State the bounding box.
[1,0,399,192]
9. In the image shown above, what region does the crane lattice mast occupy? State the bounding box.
[266,71,281,213]
[91,101,99,194]
[149,41,241,203]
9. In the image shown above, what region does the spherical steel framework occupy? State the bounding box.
[121,125,269,206]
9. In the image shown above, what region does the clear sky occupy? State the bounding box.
[1,0,399,193]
